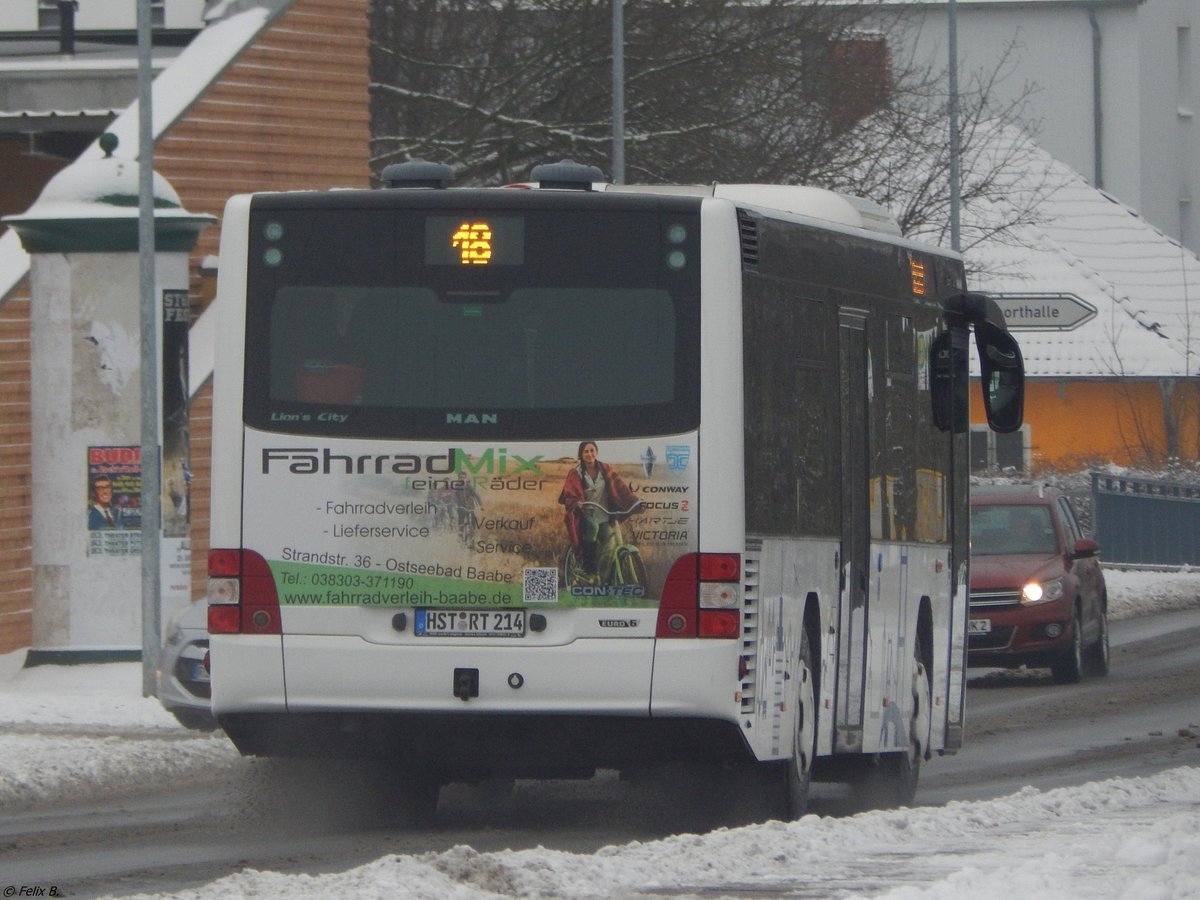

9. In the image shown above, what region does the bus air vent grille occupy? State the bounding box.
[737,210,760,269]
[740,543,762,714]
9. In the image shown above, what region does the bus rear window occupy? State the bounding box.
[243,202,700,439]
[268,286,676,409]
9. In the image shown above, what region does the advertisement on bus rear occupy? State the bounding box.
[242,432,699,609]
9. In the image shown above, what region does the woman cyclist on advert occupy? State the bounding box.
[558,441,642,579]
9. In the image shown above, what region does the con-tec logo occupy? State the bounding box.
[262,447,544,476]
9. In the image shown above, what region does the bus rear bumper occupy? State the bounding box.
[211,634,740,717]
[216,710,755,778]
[278,634,659,714]
[210,634,754,775]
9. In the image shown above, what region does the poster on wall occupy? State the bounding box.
[161,288,191,539]
[86,445,141,557]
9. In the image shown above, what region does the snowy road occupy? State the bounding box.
[920,605,1200,805]
[1,587,1198,897]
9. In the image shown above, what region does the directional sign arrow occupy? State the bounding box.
[989,293,1097,331]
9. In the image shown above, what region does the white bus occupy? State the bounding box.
[206,160,1024,820]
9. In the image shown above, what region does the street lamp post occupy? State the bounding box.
[137,0,161,697]
[948,0,961,252]
[612,0,625,184]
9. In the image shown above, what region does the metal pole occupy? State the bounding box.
[137,0,161,697]
[612,0,625,184]
[948,0,961,252]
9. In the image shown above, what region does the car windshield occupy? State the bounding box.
[971,504,1058,555]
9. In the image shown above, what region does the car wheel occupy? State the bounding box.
[1083,600,1110,677]
[1051,606,1084,684]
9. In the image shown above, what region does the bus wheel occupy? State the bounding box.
[851,653,929,810]
[784,629,817,819]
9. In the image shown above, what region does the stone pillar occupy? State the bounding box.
[4,135,213,654]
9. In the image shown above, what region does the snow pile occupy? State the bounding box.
[1107,567,1200,620]
[0,653,180,730]
[112,769,1200,900]
[0,733,238,810]
[0,657,241,810]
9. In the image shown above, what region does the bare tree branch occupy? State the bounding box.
[369,0,1047,241]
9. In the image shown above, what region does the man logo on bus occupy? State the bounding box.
[451,221,493,265]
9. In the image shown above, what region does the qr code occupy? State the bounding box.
[522,567,559,603]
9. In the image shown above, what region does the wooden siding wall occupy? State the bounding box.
[0,0,371,653]
[155,0,371,606]
[0,285,32,651]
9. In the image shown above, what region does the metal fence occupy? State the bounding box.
[1091,472,1200,567]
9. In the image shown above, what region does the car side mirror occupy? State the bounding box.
[1071,538,1100,560]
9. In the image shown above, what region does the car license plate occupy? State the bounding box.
[415,608,526,638]
[969,618,992,635]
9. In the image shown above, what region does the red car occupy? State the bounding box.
[968,484,1109,682]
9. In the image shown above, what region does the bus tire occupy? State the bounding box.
[850,651,929,810]
[784,628,817,819]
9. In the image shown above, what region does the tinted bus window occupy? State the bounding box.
[243,203,700,440]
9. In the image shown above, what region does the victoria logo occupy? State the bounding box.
[446,412,498,424]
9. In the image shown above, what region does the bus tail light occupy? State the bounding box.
[207,548,281,635]
[656,552,742,638]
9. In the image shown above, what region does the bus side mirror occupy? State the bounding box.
[937,292,1026,435]
[975,324,1024,434]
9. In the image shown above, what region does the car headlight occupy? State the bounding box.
[1021,577,1064,605]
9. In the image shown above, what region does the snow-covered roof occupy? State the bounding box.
[10,146,186,215]
[961,127,1200,380]
[0,6,275,304]
[0,108,122,121]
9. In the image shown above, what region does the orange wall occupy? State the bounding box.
[973,379,1200,472]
